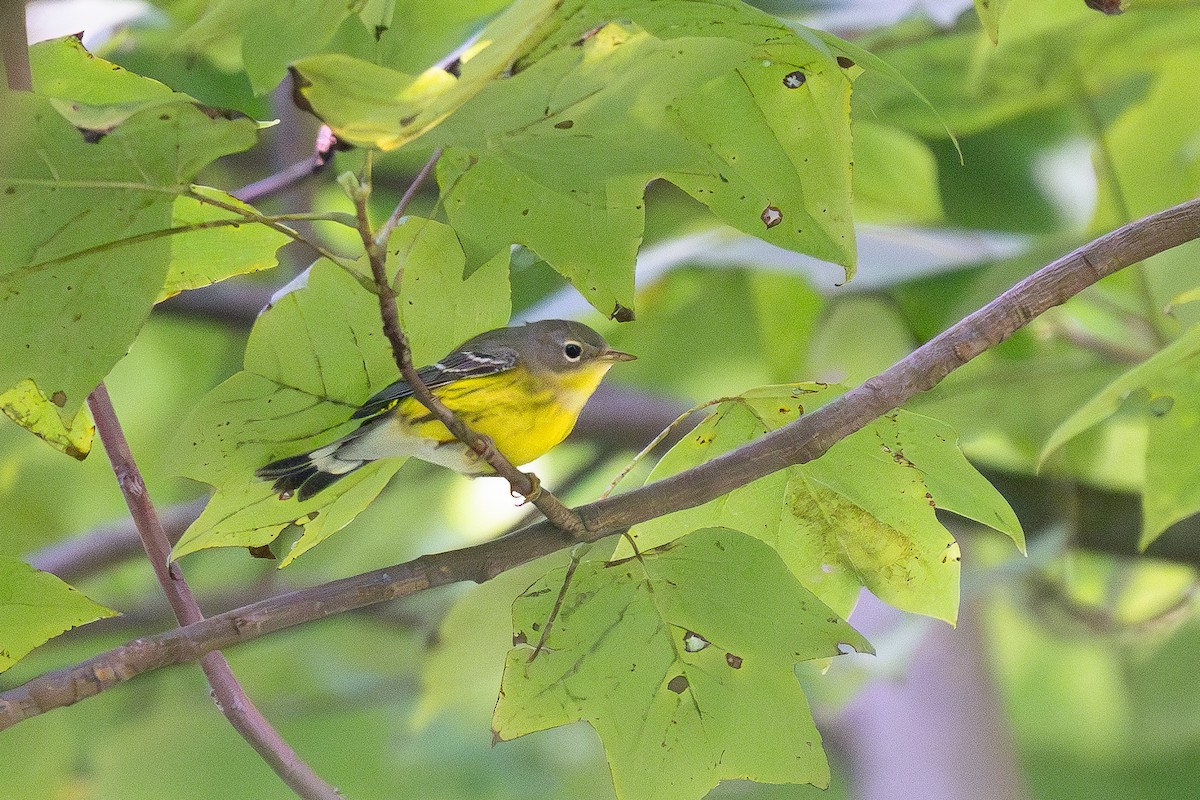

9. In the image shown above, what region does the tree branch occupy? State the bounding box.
[351,151,587,536]
[84,385,340,800]
[27,497,206,583]
[5,197,1200,730]
[233,126,337,205]
[0,0,30,92]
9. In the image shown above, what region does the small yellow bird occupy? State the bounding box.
[257,319,635,500]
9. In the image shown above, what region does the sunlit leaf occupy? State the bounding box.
[157,188,290,300]
[626,385,1022,622]
[0,557,118,673]
[494,527,871,800]
[171,218,511,564]
[0,380,95,461]
[295,0,858,314]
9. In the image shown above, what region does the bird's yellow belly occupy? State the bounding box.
[392,366,605,470]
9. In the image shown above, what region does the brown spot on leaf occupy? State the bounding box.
[610,303,635,322]
[783,70,806,88]
[554,119,574,129]
[761,206,783,228]
[1085,0,1124,13]
[667,675,689,694]
[531,621,541,631]
[836,56,856,69]
[725,653,743,669]
[400,114,417,127]
[248,544,276,560]
[50,391,67,408]
[513,631,528,646]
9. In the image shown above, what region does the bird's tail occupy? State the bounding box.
[256,422,379,501]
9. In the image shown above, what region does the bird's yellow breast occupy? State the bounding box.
[393,362,612,468]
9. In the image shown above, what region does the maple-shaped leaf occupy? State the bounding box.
[627,385,1024,622]
[494,527,871,800]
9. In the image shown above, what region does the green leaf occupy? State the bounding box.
[413,551,571,728]
[31,34,176,103]
[0,82,257,454]
[974,0,1013,44]
[494,527,870,800]
[296,1,858,314]
[291,0,563,151]
[0,379,95,460]
[0,557,118,673]
[626,385,1022,622]
[176,0,514,94]
[171,218,511,564]
[178,0,355,93]
[1041,324,1200,548]
[851,121,943,223]
[156,187,290,301]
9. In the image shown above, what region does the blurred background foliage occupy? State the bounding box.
[5,0,1200,797]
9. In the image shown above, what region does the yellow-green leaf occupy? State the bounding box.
[0,557,117,673]
[495,528,870,800]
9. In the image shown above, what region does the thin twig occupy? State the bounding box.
[352,151,587,537]
[85,385,340,800]
[375,146,443,249]
[5,198,1199,728]
[600,397,735,499]
[234,125,338,205]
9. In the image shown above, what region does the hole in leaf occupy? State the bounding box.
[783,70,806,88]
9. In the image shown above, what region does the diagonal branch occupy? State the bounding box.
[4,196,1200,730]
[351,151,587,536]
[84,385,341,800]
[234,125,338,205]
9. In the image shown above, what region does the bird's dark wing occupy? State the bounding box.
[351,348,520,419]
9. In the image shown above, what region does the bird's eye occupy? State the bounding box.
[563,342,583,361]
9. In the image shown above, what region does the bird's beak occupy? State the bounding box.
[601,348,637,362]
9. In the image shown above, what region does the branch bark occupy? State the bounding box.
[4,196,1200,730]
[85,385,341,800]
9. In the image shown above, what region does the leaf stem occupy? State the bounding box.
[6,196,1200,728]
[352,149,588,537]
[375,146,443,249]
[84,384,340,800]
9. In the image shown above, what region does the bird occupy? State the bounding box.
[256,319,635,501]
